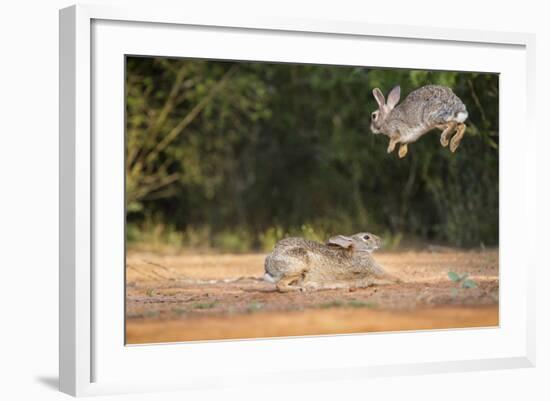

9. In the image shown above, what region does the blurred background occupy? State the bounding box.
[125,56,499,253]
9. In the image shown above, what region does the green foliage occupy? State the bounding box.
[126,57,499,250]
[382,231,403,250]
[448,271,461,282]
[211,229,253,253]
[126,214,185,252]
[462,279,478,289]
[258,226,285,252]
[448,271,478,289]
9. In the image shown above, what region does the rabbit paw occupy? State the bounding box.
[450,137,460,152]
[440,133,450,147]
[439,123,456,147]
[398,144,408,158]
[387,139,398,153]
[450,123,466,153]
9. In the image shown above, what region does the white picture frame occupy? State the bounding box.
[59,4,536,397]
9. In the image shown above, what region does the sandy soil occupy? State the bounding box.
[126,248,499,344]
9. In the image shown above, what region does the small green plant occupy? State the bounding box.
[192,301,217,310]
[145,288,155,297]
[448,271,477,289]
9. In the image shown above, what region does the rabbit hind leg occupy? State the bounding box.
[276,271,307,292]
[439,122,457,147]
[450,123,466,152]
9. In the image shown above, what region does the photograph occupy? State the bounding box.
[124,56,499,344]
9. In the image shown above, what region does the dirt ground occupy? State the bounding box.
[126,248,499,344]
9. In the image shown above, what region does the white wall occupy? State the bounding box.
[0,0,547,400]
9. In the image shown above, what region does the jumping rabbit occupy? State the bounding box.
[370,84,468,158]
[264,232,398,292]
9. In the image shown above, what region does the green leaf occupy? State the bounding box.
[127,201,143,213]
[462,279,477,289]
[459,273,469,281]
[448,271,461,282]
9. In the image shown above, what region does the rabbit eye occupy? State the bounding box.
[371,112,377,120]
[363,234,370,241]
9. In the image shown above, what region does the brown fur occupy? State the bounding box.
[264,233,399,292]
[371,85,468,157]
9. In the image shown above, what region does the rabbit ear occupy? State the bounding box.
[386,85,401,108]
[372,88,385,107]
[326,235,354,249]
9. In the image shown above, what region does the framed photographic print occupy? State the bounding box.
[59,4,536,396]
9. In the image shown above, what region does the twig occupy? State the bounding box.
[142,65,239,166]
[467,78,488,126]
[128,172,180,204]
